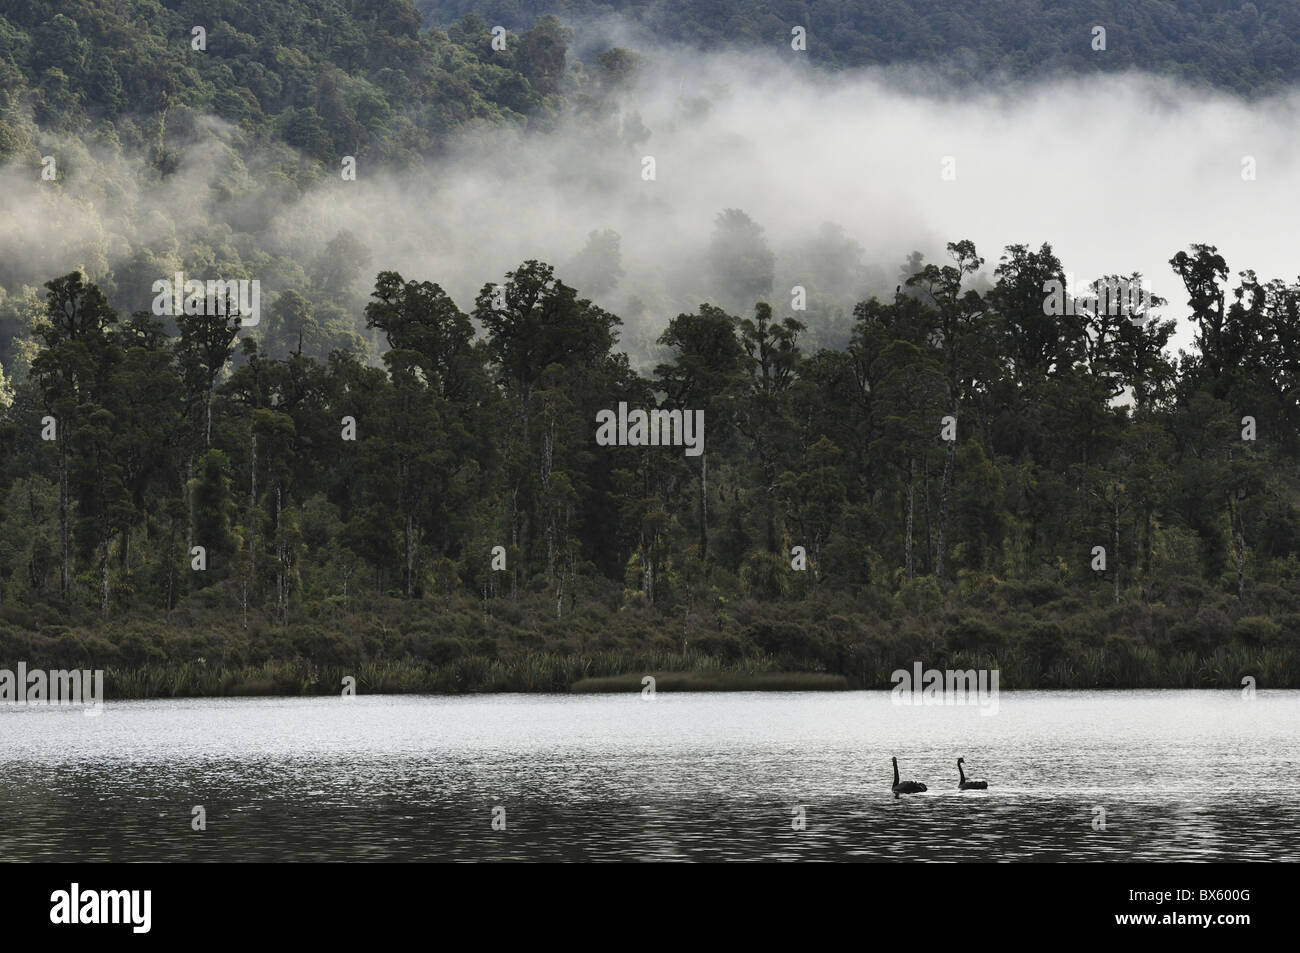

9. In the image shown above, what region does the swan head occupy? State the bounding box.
[958,757,965,764]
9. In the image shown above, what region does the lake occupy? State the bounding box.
[1,690,1296,861]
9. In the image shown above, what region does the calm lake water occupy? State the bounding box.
[0,690,1296,862]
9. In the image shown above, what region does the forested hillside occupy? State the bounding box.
[0,0,572,161]
[417,0,1300,94]
[0,1,611,388]
[1,1,1299,694]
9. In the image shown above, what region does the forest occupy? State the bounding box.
[3,239,1300,695]
[419,0,1300,95]
[1,1,1298,695]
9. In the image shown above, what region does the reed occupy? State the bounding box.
[570,672,851,693]
[32,607,1300,699]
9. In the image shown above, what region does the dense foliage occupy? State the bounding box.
[418,0,1300,95]
[2,242,1300,690]
[2,0,1298,692]
[0,1,629,391]
[0,0,575,164]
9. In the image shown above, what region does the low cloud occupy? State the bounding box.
[4,38,1298,364]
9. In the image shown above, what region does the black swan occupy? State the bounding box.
[892,757,927,798]
[957,757,988,790]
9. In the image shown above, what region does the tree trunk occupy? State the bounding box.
[404,511,414,598]
[936,428,956,581]
[59,433,69,599]
[1238,526,1246,600]
[1113,492,1120,605]
[509,487,520,601]
[1228,491,1245,600]
[276,484,289,626]
[905,456,915,581]
[249,431,257,599]
[1142,503,1153,581]
[100,530,110,619]
[165,522,176,611]
[698,453,709,560]
[763,451,778,555]
[542,426,555,589]
[812,531,821,599]
[185,455,194,594]
[923,457,933,574]
[205,386,214,449]
[640,525,654,606]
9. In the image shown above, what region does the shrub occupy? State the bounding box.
[1233,615,1281,647]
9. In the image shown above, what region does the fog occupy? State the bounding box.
[4,38,1300,366]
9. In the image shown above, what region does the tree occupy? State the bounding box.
[655,303,745,559]
[365,271,478,400]
[905,240,988,580]
[30,273,121,600]
[475,260,620,593]
[708,209,775,315]
[737,301,805,554]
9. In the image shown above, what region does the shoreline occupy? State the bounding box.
[1,658,1285,701]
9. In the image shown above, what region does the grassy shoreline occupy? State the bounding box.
[569,672,851,692]
[97,656,851,699]
[71,650,1298,699]
[5,591,1300,698]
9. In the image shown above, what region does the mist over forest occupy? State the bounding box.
[3,4,1299,372]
